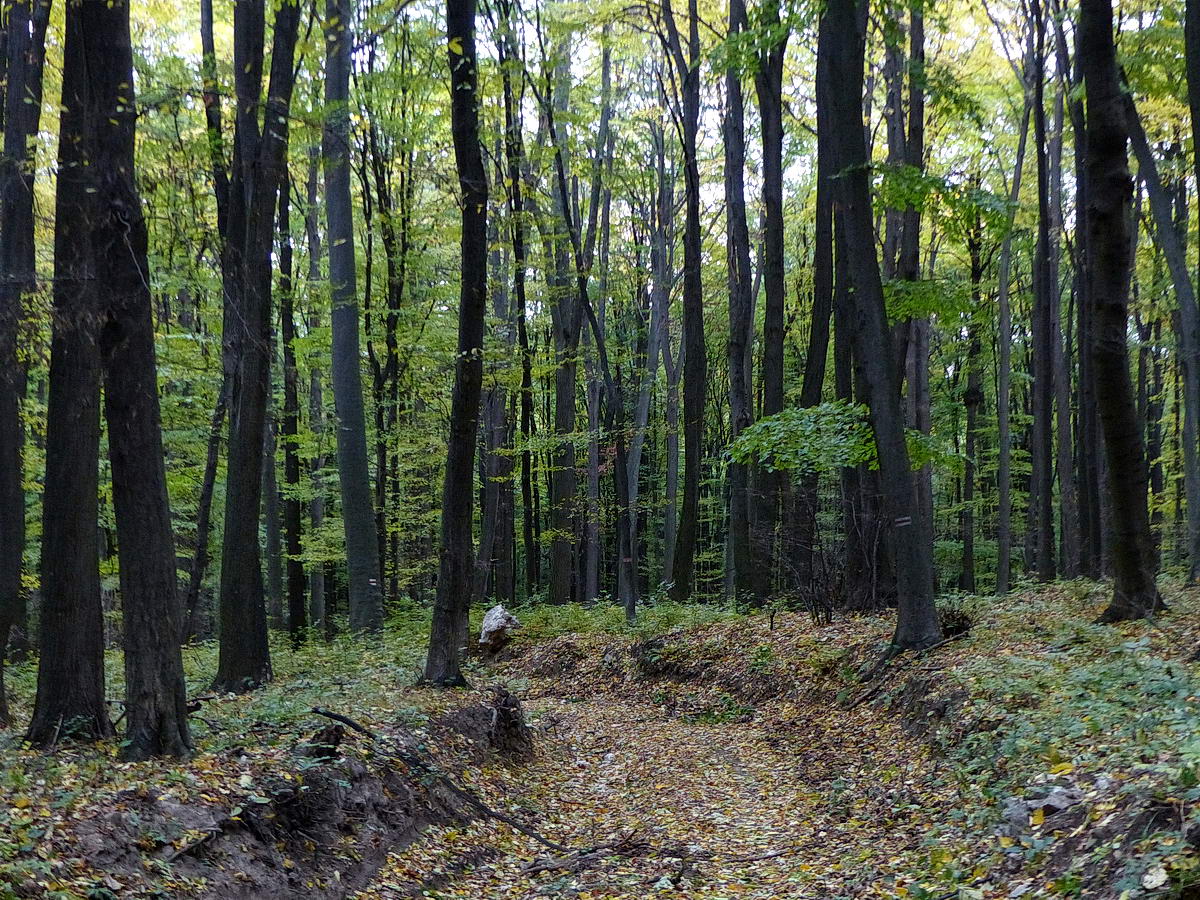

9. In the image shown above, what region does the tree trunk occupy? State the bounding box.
[664,0,707,603]
[962,210,984,593]
[495,0,538,599]
[1079,0,1160,620]
[1127,87,1200,581]
[754,0,788,576]
[26,0,112,745]
[1031,0,1056,581]
[820,0,940,650]
[995,55,1032,594]
[725,0,766,604]
[325,0,383,632]
[263,404,283,626]
[279,176,307,643]
[213,0,301,692]
[305,148,328,632]
[0,0,48,726]
[425,0,487,685]
[87,0,191,758]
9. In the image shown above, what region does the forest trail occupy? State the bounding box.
[359,690,938,899]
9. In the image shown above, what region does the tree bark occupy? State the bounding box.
[304,148,328,632]
[1079,0,1160,621]
[279,176,307,643]
[89,0,191,758]
[26,0,111,745]
[213,0,301,692]
[995,58,1032,594]
[1127,87,1200,581]
[663,0,707,603]
[1030,0,1056,581]
[425,0,487,685]
[326,0,384,632]
[725,0,766,604]
[0,0,49,726]
[754,0,788,577]
[820,0,940,649]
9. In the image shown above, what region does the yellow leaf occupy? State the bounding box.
[1030,807,1045,826]
[448,36,464,55]
[1050,762,1075,775]
[12,796,29,809]
[998,835,1014,848]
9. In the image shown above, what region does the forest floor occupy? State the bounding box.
[354,583,1200,899]
[2,584,1200,898]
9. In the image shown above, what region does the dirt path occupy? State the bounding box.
[356,694,942,899]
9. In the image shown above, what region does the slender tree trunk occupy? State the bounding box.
[1031,0,1056,581]
[663,337,682,581]
[627,117,673,600]
[820,0,940,650]
[213,0,301,692]
[962,210,984,593]
[754,0,788,576]
[183,385,226,641]
[263,406,283,625]
[425,0,487,684]
[725,0,765,603]
[664,0,707,603]
[995,58,1032,594]
[1079,0,1160,620]
[1127,88,1200,581]
[325,0,383,632]
[1049,82,1080,577]
[305,148,327,631]
[1184,0,1200,580]
[0,0,48,726]
[279,177,306,643]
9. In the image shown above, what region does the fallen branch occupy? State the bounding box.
[520,832,648,875]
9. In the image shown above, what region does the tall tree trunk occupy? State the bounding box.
[1184,0,1200,580]
[305,148,328,631]
[1030,0,1056,581]
[995,52,1033,594]
[0,0,48,726]
[89,0,191,758]
[325,0,383,632]
[627,116,673,600]
[1049,81,1080,577]
[1051,0,1104,578]
[425,0,487,684]
[263,405,283,626]
[664,0,707,603]
[962,208,984,593]
[1127,87,1200,581]
[213,0,301,692]
[900,5,933,558]
[754,0,788,577]
[26,0,112,745]
[495,0,538,599]
[820,0,941,650]
[279,176,307,643]
[1079,0,1160,620]
[663,336,682,581]
[725,0,766,603]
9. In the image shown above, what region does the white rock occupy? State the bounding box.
[479,604,520,651]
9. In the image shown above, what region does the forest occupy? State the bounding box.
[1,0,1200,894]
